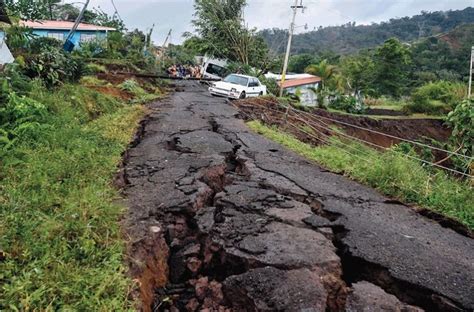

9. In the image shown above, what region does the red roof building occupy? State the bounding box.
[20,20,115,32]
[278,76,322,89]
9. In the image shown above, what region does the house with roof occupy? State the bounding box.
[20,20,115,47]
[266,72,322,106]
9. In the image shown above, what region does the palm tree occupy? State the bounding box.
[305,59,338,90]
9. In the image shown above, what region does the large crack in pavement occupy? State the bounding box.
[123,81,474,312]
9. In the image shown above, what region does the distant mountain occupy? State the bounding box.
[260,7,474,55]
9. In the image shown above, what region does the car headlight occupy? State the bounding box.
[230,88,236,92]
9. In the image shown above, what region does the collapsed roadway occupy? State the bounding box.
[121,81,473,312]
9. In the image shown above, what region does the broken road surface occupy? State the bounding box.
[123,81,473,311]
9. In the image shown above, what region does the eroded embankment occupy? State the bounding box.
[122,82,473,312]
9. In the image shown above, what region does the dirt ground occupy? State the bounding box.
[88,85,134,101]
[121,82,473,312]
[235,97,450,147]
[234,97,452,164]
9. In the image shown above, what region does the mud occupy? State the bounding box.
[236,97,451,149]
[88,85,134,100]
[122,81,473,311]
[365,108,408,116]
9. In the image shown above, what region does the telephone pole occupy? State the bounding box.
[469,46,473,99]
[279,0,304,97]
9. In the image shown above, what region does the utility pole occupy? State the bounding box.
[279,0,304,97]
[63,0,90,51]
[469,46,473,99]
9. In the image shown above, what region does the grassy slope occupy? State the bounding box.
[248,121,473,229]
[0,84,146,310]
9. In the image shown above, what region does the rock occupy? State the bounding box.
[226,222,339,270]
[182,243,201,256]
[223,266,328,311]
[237,236,267,255]
[303,215,332,228]
[346,281,424,312]
[195,277,209,300]
[196,207,216,233]
[187,257,202,273]
[178,176,195,186]
[185,298,199,311]
[194,277,224,308]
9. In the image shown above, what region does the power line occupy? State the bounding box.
[234,97,473,178]
[298,108,473,160]
[279,0,305,97]
[288,108,473,178]
[249,96,471,160]
[110,0,122,21]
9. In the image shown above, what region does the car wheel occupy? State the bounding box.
[239,91,246,99]
[259,91,263,96]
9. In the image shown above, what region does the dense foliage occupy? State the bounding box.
[446,99,474,174]
[260,7,474,55]
[4,0,125,30]
[0,4,164,309]
[404,81,466,114]
[0,78,144,310]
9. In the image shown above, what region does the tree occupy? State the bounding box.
[5,0,52,20]
[288,54,317,73]
[192,0,269,68]
[373,38,411,97]
[340,53,375,94]
[305,59,338,90]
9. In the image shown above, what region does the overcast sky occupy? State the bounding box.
[70,0,474,44]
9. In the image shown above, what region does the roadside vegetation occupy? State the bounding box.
[248,121,473,229]
[0,2,165,310]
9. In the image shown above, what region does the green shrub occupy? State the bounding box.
[327,92,367,114]
[85,63,107,74]
[118,79,145,96]
[259,76,279,96]
[446,99,473,174]
[405,81,467,114]
[28,36,62,51]
[74,39,108,58]
[403,99,450,115]
[79,75,109,87]
[23,47,85,88]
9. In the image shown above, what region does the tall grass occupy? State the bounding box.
[0,84,146,310]
[248,121,473,229]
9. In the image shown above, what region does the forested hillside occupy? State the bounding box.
[260,7,474,55]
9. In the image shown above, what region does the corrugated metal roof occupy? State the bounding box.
[279,76,321,89]
[20,20,115,31]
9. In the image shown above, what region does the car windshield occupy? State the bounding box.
[223,75,249,86]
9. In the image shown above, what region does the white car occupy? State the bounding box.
[209,74,267,99]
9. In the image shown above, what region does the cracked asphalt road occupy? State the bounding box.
[123,81,474,311]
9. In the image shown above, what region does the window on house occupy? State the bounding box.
[47,32,64,41]
[80,33,97,43]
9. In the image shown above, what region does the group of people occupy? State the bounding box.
[167,64,202,79]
